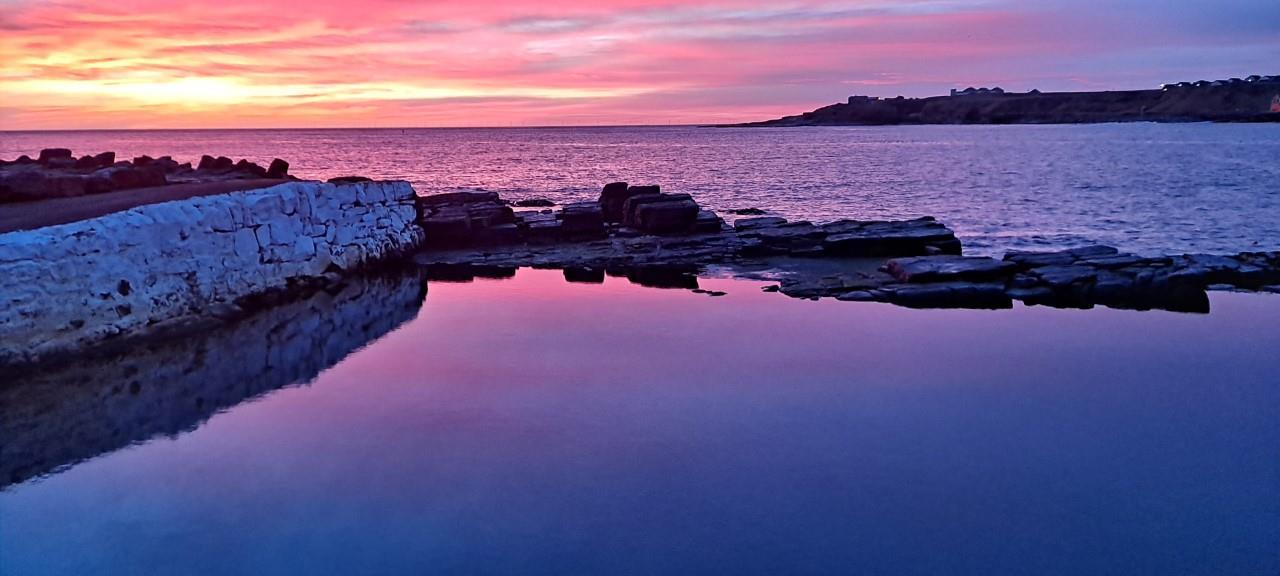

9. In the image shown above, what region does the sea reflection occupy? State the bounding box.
[2,268,1277,576]
[0,269,427,489]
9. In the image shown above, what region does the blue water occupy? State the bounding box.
[3,124,1279,256]
[3,270,1277,575]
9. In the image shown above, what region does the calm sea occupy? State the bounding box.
[3,270,1278,574]
[4,124,1278,256]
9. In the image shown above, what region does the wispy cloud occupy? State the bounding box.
[1,0,1276,129]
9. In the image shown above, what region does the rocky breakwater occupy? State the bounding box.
[416,182,724,249]
[0,179,423,364]
[0,148,293,204]
[414,184,963,278]
[411,184,1280,312]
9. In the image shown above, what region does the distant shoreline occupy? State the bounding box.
[732,79,1280,127]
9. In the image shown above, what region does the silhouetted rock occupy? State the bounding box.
[233,159,268,178]
[267,158,289,178]
[38,148,72,164]
[560,202,606,239]
[514,198,555,207]
[328,176,373,184]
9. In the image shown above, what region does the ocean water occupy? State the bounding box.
[3,124,1279,256]
[2,270,1278,575]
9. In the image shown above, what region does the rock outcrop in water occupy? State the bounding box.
[413,186,1280,313]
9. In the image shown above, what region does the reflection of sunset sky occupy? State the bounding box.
[2,0,1278,129]
[4,269,1277,574]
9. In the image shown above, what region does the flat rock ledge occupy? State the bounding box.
[412,187,1280,313]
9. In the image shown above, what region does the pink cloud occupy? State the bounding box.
[1,0,1276,129]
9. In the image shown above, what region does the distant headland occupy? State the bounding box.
[734,74,1280,126]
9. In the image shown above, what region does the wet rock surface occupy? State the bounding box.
[413,188,1280,313]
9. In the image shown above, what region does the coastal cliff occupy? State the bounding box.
[739,79,1280,126]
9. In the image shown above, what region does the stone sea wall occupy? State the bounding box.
[1,270,427,488]
[0,180,423,364]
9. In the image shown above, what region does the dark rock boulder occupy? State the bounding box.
[37,148,73,164]
[74,156,101,170]
[233,159,268,178]
[633,197,700,233]
[267,158,289,178]
[150,156,182,174]
[693,210,724,234]
[474,223,523,246]
[621,193,700,233]
[94,152,116,167]
[514,198,555,207]
[328,176,373,184]
[0,170,88,202]
[45,156,76,170]
[84,173,116,194]
[560,202,606,239]
[420,209,474,248]
[728,207,767,215]
[524,217,564,244]
[598,182,648,223]
[0,169,50,202]
[474,204,516,228]
[198,155,217,170]
[132,155,154,167]
[91,165,166,191]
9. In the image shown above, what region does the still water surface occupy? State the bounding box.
[4,124,1279,256]
[2,270,1277,575]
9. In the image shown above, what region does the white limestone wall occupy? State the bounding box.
[0,180,423,364]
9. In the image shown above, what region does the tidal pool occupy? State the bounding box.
[2,269,1277,575]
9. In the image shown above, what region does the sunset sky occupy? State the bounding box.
[2,0,1278,129]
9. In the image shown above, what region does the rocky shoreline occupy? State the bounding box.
[411,185,1280,313]
[3,151,1280,366]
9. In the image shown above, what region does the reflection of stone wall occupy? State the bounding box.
[0,180,423,364]
[0,269,426,489]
